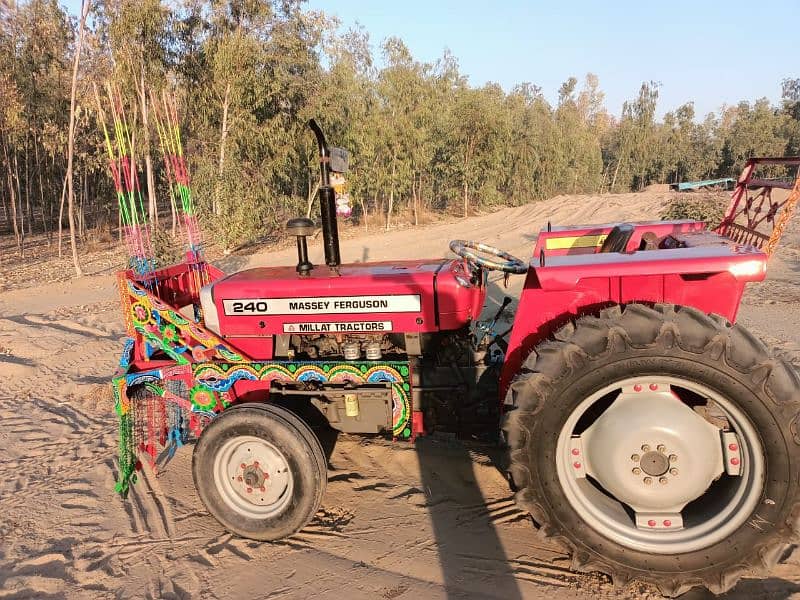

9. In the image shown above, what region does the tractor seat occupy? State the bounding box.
[599,223,635,253]
[286,217,315,237]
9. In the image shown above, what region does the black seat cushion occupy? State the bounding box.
[599,223,635,253]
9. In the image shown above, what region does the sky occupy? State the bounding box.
[61,0,798,118]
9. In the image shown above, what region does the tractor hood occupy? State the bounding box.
[200,259,485,343]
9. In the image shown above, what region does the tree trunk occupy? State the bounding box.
[411,172,418,226]
[57,175,66,257]
[216,82,231,216]
[386,158,396,231]
[35,139,48,241]
[463,180,468,218]
[14,150,24,255]
[169,187,177,237]
[359,194,368,232]
[63,0,88,276]
[3,136,20,252]
[305,181,320,218]
[24,137,32,235]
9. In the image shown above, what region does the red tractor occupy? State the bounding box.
[112,121,800,596]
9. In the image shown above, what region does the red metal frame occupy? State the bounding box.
[498,221,768,400]
[716,157,800,254]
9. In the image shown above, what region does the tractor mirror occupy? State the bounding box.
[329,147,349,173]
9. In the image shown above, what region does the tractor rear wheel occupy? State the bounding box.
[193,402,327,540]
[503,303,800,596]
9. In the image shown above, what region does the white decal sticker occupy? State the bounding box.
[223,299,271,315]
[283,321,393,333]
[223,295,420,315]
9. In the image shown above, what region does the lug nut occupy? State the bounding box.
[240,463,247,469]
[657,444,666,453]
[260,486,266,492]
[632,467,642,475]
[669,454,678,463]
[237,476,243,482]
[631,454,640,462]
[659,477,668,485]
[644,477,653,485]
[571,448,580,456]
[253,461,260,467]
[246,487,253,493]
[641,444,650,452]
[670,468,678,476]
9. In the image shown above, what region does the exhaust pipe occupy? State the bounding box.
[308,119,341,269]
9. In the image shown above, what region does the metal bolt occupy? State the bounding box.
[659,477,668,485]
[237,476,243,482]
[571,448,580,456]
[657,444,666,453]
[260,486,266,492]
[730,457,740,466]
[632,467,641,475]
[240,463,247,469]
[643,477,653,485]
[246,487,253,493]
[631,454,640,462]
[641,444,650,452]
[669,454,678,463]
[670,468,678,476]
[253,461,260,467]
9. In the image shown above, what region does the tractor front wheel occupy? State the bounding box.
[503,303,800,596]
[193,403,327,540]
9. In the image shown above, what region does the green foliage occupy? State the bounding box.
[660,194,727,227]
[151,226,184,266]
[2,0,800,255]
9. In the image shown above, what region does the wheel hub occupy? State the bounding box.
[557,374,764,553]
[639,451,669,477]
[576,382,725,518]
[213,436,293,518]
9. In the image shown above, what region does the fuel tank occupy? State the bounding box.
[200,259,485,358]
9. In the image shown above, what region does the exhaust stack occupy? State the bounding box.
[308,119,341,269]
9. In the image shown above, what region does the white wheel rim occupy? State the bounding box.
[556,375,765,553]
[213,435,294,519]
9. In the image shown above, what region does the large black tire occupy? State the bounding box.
[502,303,800,596]
[193,402,327,541]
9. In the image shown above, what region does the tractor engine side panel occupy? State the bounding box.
[203,260,486,360]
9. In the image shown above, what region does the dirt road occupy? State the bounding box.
[2,190,800,599]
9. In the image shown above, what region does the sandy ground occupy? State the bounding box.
[2,190,800,599]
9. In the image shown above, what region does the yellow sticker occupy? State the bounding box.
[544,234,607,250]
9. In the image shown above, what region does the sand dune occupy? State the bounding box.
[1,190,800,599]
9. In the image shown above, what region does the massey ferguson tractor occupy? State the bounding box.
[111,120,800,596]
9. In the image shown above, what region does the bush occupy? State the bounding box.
[660,193,727,227]
[151,226,185,267]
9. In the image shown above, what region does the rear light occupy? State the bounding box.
[727,260,766,278]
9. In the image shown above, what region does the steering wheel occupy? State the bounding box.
[449,240,528,274]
